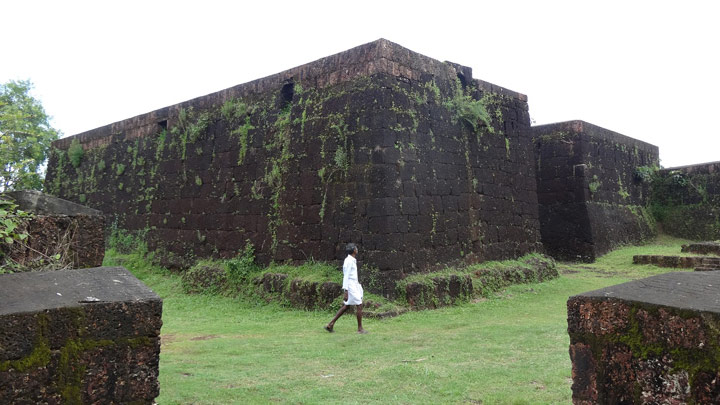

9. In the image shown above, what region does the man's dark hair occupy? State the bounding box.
[345,243,357,256]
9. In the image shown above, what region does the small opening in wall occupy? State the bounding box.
[157,120,168,132]
[457,72,467,89]
[280,81,294,108]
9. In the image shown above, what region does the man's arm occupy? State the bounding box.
[342,261,349,290]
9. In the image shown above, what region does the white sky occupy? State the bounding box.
[3,0,718,168]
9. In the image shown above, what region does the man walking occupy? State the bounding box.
[325,243,368,334]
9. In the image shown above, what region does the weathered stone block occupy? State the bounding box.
[0,266,162,404]
[632,254,710,268]
[682,241,720,256]
[568,272,720,404]
[1,190,105,269]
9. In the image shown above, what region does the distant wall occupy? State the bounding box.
[45,39,542,295]
[651,161,720,240]
[534,121,658,261]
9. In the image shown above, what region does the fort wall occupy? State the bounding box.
[651,161,720,240]
[45,39,542,295]
[534,121,658,261]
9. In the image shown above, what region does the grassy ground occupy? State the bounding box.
[104,234,699,404]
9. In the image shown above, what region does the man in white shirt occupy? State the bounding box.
[325,243,368,334]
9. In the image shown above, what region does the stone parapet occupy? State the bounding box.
[50,39,527,152]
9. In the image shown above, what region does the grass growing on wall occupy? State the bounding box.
[102,234,698,404]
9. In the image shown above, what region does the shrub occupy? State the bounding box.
[68,139,84,168]
[444,84,492,133]
[0,198,30,272]
[107,223,147,254]
[182,261,227,294]
[225,241,260,285]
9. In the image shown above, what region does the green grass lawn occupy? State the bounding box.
[104,235,698,404]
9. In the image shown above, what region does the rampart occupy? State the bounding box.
[534,121,658,261]
[651,161,720,240]
[45,39,542,294]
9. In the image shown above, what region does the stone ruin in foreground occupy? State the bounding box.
[1,190,105,270]
[568,271,720,403]
[0,266,162,404]
[45,39,665,295]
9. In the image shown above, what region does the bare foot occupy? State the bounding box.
[357,329,368,334]
[324,325,334,333]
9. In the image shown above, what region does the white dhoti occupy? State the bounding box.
[344,281,364,305]
[342,254,363,305]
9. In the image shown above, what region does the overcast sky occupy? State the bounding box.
[3,0,718,168]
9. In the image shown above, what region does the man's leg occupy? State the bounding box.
[326,305,348,331]
[356,304,367,334]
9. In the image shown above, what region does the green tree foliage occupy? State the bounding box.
[0,198,31,271]
[0,80,60,191]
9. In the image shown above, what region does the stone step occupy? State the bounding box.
[694,257,720,272]
[633,255,709,268]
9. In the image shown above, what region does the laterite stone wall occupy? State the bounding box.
[45,39,542,295]
[568,272,720,404]
[534,121,658,261]
[651,161,720,240]
[1,190,105,269]
[0,266,162,404]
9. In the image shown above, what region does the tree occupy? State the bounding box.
[0,80,60,192]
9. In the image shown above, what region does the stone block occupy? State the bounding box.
[0,266,162,404]
[682,242,720,256]
[632,254,710,268]
[1,190,105,269]
[568,272,720,404]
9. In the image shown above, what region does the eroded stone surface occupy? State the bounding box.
[568,272,720,404]
[0,266,162,404]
